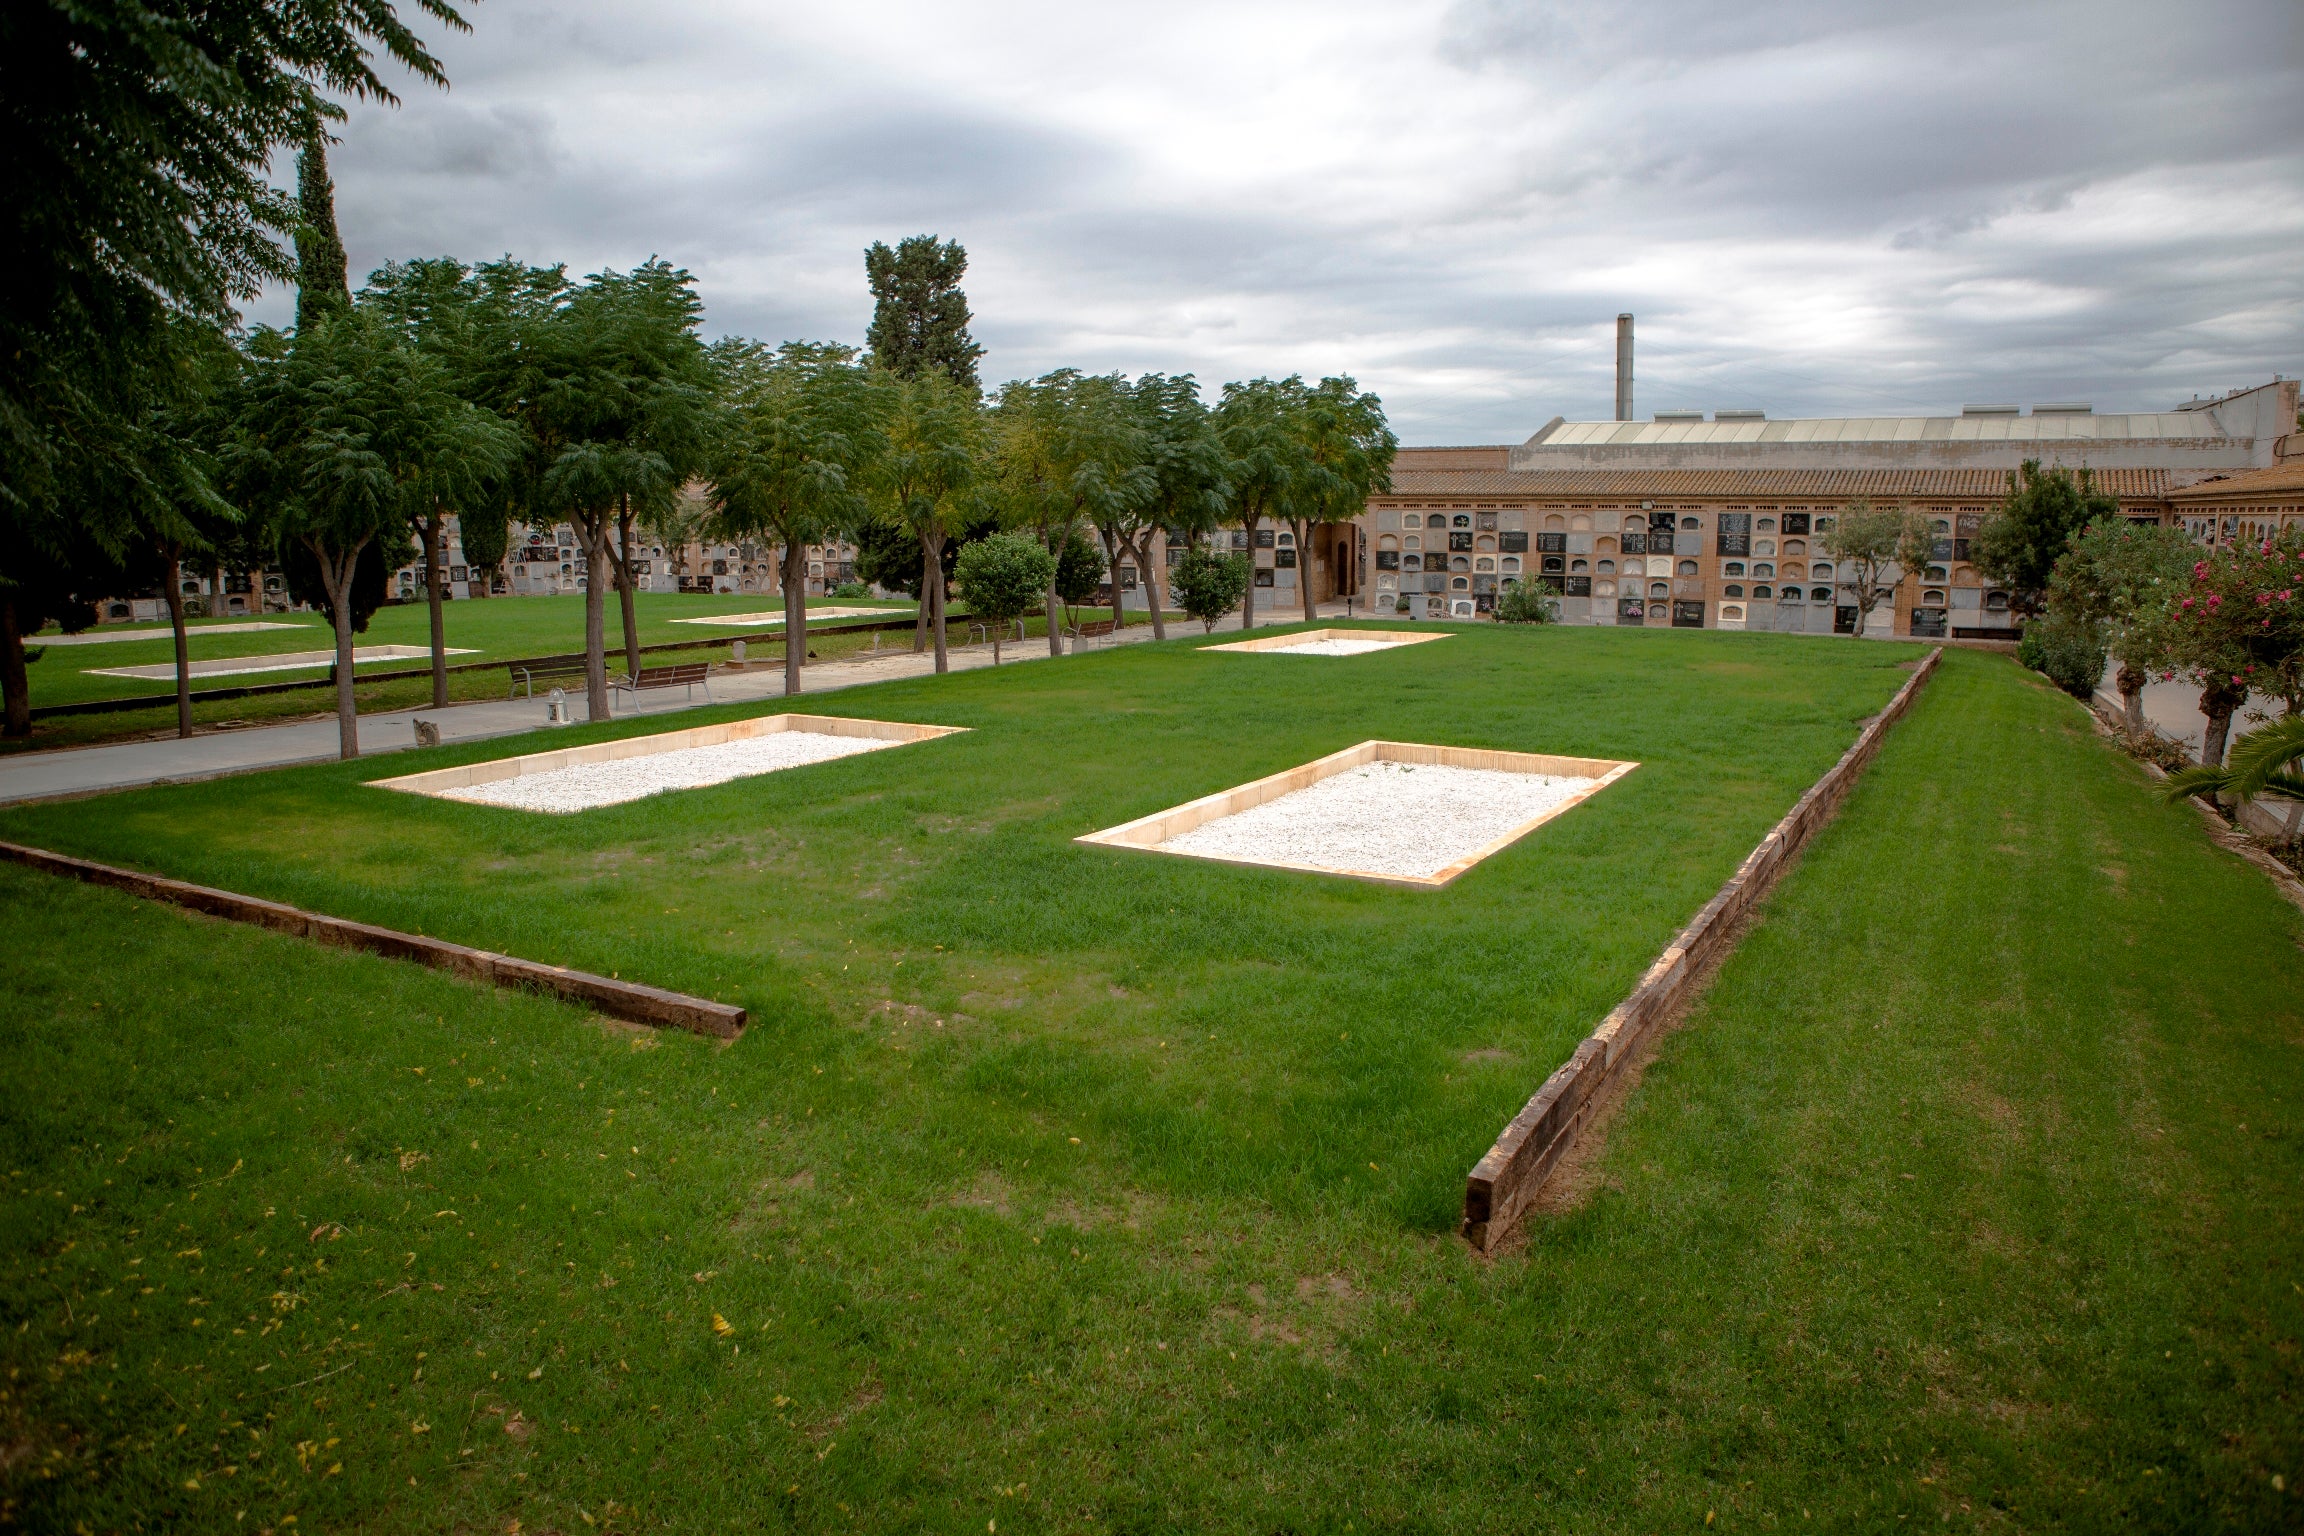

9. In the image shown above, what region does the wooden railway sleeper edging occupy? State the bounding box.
[1460,648,1944,1252]
[0,840,745,1039]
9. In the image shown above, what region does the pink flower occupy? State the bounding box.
[2181,597,2194,609]
[2206,594,2221,608]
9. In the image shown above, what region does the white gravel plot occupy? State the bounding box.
[1264,638,1412,656]
[1161,760,1596,879]
[453,730,898,813]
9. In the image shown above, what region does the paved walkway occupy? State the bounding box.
[0,605,1364,806]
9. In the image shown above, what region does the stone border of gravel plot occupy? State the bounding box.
[1201,627,1452,656]
[368,712,967,813]
[1075,740,1638,890]
[1459,648,1945,1252]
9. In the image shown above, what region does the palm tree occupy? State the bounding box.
[2161,714,2304,807]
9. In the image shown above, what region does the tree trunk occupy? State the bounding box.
[579,518,611,722]
[616,496,642,680]
[213,564,227,619]
[421,505,449,709]
[1294,519,1318,624]
[2116,662,2147,732]
[922,530,950,674]
[315,537,366,760]
[1100,526,1126,637]
[1239,517,1259,631]
[1135,530,1168,641]
[782,538,807,696]
[0,594,30,738]
[162,544,192,738]
[2199,675,2247,771]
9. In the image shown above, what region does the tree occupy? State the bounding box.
[2149,530,2304,768]
[985,371,1147,657]
[1282,375,1395,624]
[228,310,503,758]
[2162,715,2304,810]
[3,0,463,527]
[0,529,123,738]
[1169,547,1249,634]
[1821,498,1932,639]
[1053,530,1104,634]
[954,533,1054,664]
[1127,374,1229,642]
[1213,379,1302,632]
[870,366,981,672]
[2041,517,2195,728]
[1972,461,2118,614]
[864,236,985,391]
[294,135,352,334]
[709,340,882,696]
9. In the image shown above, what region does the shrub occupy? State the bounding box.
[830,580,870,599]
[2017,613,2106,700]
[1494,580,1557,625]
[1169,548,1251,633]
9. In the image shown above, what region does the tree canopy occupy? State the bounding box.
[1973,461,2119,612]
[864,235,984,391]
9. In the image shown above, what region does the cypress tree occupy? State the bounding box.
[864,235,985,391]
[295,136,352,334]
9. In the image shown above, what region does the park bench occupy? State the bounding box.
[508,660,589,699]
[967,619,1028,646]
[610,661,714,706]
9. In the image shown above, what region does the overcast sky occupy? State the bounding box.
[272,0,2304,443]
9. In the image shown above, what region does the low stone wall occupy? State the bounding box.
[1460,648,1944,1250]
[0,841,746,1039]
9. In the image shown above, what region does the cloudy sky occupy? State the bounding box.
[273,0,2304,443]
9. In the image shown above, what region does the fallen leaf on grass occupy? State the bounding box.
[711,1314,735,1337]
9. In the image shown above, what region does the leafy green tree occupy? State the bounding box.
[639,484,713,590]
[954,532,1054,664]
[294,135,352,334]
[1821,498,1933,638]
[1213,379,1302,632]
[1282,375,1395,624]
[3,0,462,531]
[986,371,1149,655]
[864,236,985,390]
[1053,529,1104,634]
[709,341,883,695]
[228,310,505,758]
[984,374,1070,653]
[357,256,521,702]
[1127,374,1229,641]
[869,366,982,672]
[1168,547,1249,634]
[2042,517,2195,728]
[1973,461,2119,614]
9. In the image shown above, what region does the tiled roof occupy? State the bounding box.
[2164,462,2304,501]
[1376,466,2173,500]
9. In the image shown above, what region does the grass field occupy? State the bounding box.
[24,593,923,711]
[2,633,2299,1533]
[4,594,1153,756]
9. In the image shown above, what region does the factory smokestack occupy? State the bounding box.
[1614,313,1635,422]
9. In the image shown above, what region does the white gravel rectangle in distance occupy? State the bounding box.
[451,729,898,813]
[1159,759,1598,880]
[1264,637,1409,656]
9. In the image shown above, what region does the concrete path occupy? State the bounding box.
[0,604,1362,806]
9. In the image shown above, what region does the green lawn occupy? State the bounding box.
[2,635,2298,1533]
[25,593,922,711]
